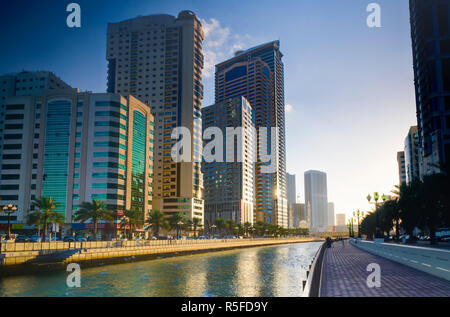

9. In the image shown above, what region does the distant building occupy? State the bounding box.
[328,202,335,226]
[289,203,305,228]
[409,0,450,175]
[404,126,421,182]
[202,96,255,225]
[286,173,296,205]
[0,90,154,232]
[336,213,346,226]
[286,173,296,228]
[304,170,328,231]
[397,151,407,184]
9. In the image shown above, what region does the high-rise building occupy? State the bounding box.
[409,0,450,175]
[0,71,72,176]
[304,170,328,231]
[215,41,287,227]
[404,126,421,182]
[286,173,296,228]
[202,96,255,225]
[0,90,154,232]
[286,173,296,205]
[328,202,335,227]
[106,11,205,222]
[397,151,407,184]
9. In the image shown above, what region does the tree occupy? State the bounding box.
[244,222,252,237]
[215,218,226,236]
[120,208,144,239]
[73,200,114,240]
[146,210,166,238]
[188,217,202,238]
[360,212,377,240]
[168,212,187,239]
[378,200,398,237]
[28,196,64,242]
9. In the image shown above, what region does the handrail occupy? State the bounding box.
[302,241,326,297]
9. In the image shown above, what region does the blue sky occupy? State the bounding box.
[0,0,417,222]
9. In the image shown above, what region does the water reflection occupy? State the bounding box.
[0,242,322,297]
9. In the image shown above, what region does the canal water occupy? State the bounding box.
[0,241,322,297]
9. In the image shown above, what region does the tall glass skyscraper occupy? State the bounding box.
[215,41,288,227]
[410,0,450,175]
[106,10,205,223]
[304,170,328,231]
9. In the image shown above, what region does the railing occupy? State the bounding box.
[302,241,326,297]
[0,237,308,253]
[350,239,450,281]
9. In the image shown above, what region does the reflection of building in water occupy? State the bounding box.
[183,259,208,297]
[234,248,261,297]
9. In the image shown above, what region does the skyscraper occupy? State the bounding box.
[202,96,255,225]
[0,90,153,231]
[404,126,421,182]
[286,173,296,228]
[304,170,328,231]
[106,11,205,222]
[328,202,335,227]
[397,151,407,184]
[409,0,450,175]
[215,41,287,227]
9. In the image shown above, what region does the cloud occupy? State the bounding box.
[286,104,294,113]
[201,18,255,78]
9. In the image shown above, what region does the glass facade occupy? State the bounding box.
[42,100,72,215]
[131,110,146,212]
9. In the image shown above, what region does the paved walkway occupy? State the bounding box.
[320,240,450,297]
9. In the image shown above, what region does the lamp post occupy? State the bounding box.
[354,209,364,238]
[176,221,184,240]
[2,203,17,240]
[210,224,216,238]
[367,193,382,239]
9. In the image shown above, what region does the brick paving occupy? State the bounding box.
[320,240,450,297]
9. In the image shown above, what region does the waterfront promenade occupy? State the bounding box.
[320,240,450,297]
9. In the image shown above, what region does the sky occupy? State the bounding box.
[0,0,417,222]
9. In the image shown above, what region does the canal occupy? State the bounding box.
[0,241,322,297]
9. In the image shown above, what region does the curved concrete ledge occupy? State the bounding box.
[350,239,450,281]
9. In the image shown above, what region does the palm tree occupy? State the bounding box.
[73,200,114,240]
[190,217,202,238]
[168,212,187,239]
[215,218,226,236]
[146,210,166,238]
[120,208,144,239]
[28,196,64,242]
[244,222,252,237]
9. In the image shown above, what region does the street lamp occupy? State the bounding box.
[210,224,216,238]
[176,221,184,239]
[353,209,364,238]
[367,192,383,239]
[2,203,17,240]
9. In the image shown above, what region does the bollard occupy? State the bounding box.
[302,280,306,290]
[306,270,309,278]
